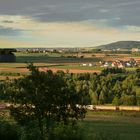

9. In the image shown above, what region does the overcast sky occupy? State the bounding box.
[0,0,140,48]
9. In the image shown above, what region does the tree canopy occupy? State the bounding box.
[8,64,87,139]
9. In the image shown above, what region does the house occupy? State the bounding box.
[82,63,87,66]
[118,63,124,68]
[132,48,140,52]
[126,62,131,67]
[89,63,93,67]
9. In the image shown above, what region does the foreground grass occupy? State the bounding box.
[81,111,140,140]
[81,120,140,140]
[0,109,140,140]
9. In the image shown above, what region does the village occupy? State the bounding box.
[81,58,140,68]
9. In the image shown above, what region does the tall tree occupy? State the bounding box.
[9,64,87,139]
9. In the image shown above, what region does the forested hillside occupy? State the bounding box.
[97,41,140,50]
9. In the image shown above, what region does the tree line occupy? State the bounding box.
[0,67,140,106]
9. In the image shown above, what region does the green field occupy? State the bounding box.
[46,64,103,70]
[15,52,101,63]
[0,52,139,80]
[1,109,140,140]
[0,63,48,68]
[81,120,140,140]
[80,111,140,140]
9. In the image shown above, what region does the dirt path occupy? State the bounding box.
[0,67,100,74]
[39,67,100,73]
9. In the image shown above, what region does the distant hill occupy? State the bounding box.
[97,41,140,50]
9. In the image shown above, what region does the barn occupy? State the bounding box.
[0,49,17,62]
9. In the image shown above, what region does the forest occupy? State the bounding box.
[0,66,140,106]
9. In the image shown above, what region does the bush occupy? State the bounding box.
[112,96,120,105]
[120,95,136,105]
[20,127,41,140]
[20,122,85,140]
[101,68,126,75]
[0,120,21,140]
[48,123,85,140]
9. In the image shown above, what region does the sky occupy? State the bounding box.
[0,0,140,48]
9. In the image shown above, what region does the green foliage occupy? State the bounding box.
[89,90,98,105]
[120,95,137,105]
[48,123,85,140]
[98,41,140,50]
[101,67,126,75]
[0,72,21,76]
[0,120,20,140]
[91,49,102,53]
[1,61,140,139]
[0,81,12,101]
[8,64,87,139]
[112,96,120,105]
[1,64,140,107]
[20,121,42,140]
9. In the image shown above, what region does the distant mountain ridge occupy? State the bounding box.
[97,41,140,50]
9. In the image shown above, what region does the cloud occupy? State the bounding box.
[115,1,140,7]
[0,14,139,48]
[99,9,110,13]
[0,0,139,27]
[0,38,41,48]
[123,26,140,32]
[0,27,21,36]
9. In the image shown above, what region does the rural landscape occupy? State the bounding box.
[0,0,140,140]
[0,41,140,140]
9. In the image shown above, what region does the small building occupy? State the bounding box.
[89,63,93,67]
[82,63,87,66]
[132,48,140,52]
[0,49,16,62]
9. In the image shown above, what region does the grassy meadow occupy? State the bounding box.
[0,108,140,140]
[81,120,140,140]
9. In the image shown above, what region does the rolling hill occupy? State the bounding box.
[97,41,140,50]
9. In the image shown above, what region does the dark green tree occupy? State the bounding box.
[8,64,87,139]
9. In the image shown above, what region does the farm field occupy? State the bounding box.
[15,52,140,63]
[15,52,101,63]
[82,119,140,140]
[0,52,103,77]
[0,63,101,76]
[79,111,140,140]
[0,52,139,80]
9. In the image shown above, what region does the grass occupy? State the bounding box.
[0,63,49,68]
[86,110,140,118]
[0,62,103,71]
[79,110,140,140]
[15,52,101,63]
[126,67,138,71]
[81,120,140,140]
[46,64,103,70]
[0,52,139,80]
[0,108,140,140]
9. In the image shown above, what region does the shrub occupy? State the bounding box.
[48,123,85,140]
[0,120,21,140]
